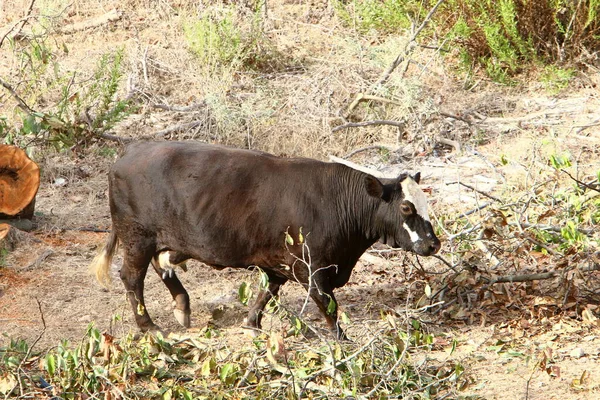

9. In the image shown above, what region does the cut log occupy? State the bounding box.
[0,145,40,219]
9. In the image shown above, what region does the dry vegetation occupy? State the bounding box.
[1,0,600,399]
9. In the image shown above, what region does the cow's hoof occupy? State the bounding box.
[173,309,191,328]
[242,326,260,338]
[242,318,261,337]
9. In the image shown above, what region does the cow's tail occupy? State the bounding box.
[89,230,119,288]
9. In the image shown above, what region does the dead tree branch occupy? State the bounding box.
[512,222,594,236]
[332,120,405,133]
[371,0,445,89]
[0,78,35,114]
[57,9,121,34]
[153,121,204,138]
[0,0,37,48]
[343,144,399,159]
[153,102,207,112]
[16,298,46,396]
[485,263,600,284]
[445,181,502,203]
[561,169,600,194]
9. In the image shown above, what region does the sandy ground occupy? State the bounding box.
[2,0,600,398]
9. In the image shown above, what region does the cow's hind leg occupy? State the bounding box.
[150,253,191,328]
[120,245,157,332]
[244,273,287,335]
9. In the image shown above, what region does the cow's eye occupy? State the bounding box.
[400,203,412,215]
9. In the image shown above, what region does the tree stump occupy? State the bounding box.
[0,145,40,219]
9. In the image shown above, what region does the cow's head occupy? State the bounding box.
[366,173,441,256]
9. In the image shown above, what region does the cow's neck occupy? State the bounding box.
[329,164,385,248]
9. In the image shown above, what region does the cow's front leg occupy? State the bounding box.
[244,274,287,334]
[308,274,347,341]
[120,250,158,332]
[151,256,191,328]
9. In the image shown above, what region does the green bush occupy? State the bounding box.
[184,2,284,72]
[334,0,600,82]
[333,0,416,33]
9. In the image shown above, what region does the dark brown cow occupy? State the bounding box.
[91,141,440,339]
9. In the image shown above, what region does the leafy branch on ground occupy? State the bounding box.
[0,314,466,398]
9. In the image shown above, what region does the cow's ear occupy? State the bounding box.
[365,175,384,199]
[413,172,421,184]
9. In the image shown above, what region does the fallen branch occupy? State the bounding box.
[153,121,205,138]
[153,102,207,112]
[344,93,402,117]
[16,298,46,397]
[561,169,600,194]
[96,131,133,143]
[437,137,461,153]
[58,9,121,34]
[343,144,399,159]
[0,78,36,114]
[439,111,472,125]
[20,249,53,272]
[485,263,600,285]
[445,181,502,203]
[0,0,37,47]
[512,222,594,235]
[331,120,405,133]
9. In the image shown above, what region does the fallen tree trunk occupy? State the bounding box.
[0,145,40,219]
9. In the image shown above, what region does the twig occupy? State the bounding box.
[561,169,600,194]
[0,78,35,114]
[96,131,133,143]
[445,181,502,203]
[485,263,600,285]
[153,102,206,112]
[432,254,458,273]
[572,118,600,134]
[439,111,472,125]
[455,202,491,219]
[371,0,445,89]
[437,137,461,153]
[20,249,54,272]
[153,121,204,138]
[17,298,46,396]
[512,222,594,235]
[142,45,149,86]
[344,93,402,117]
[0,0,37,47]
[57,9,121,34]
[343,144,399,160]
[331,120,405,133]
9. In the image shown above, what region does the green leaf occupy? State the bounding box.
[220,363,233,382]
[45,354,56,375]
[327,297,336,315]
[411,319,421,330]
[259,269,269,289]
[238,281,252,305]
[285,231,294,246]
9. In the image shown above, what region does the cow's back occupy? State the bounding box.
[108,141,335,268]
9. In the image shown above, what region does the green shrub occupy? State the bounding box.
[184,2,284,72]
[334,0,600,81]
[333,0,416,34]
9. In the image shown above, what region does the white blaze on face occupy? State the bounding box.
[402,222,421,243]
[400,177,431,222]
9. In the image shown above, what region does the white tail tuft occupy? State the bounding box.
[89,231,119,288]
